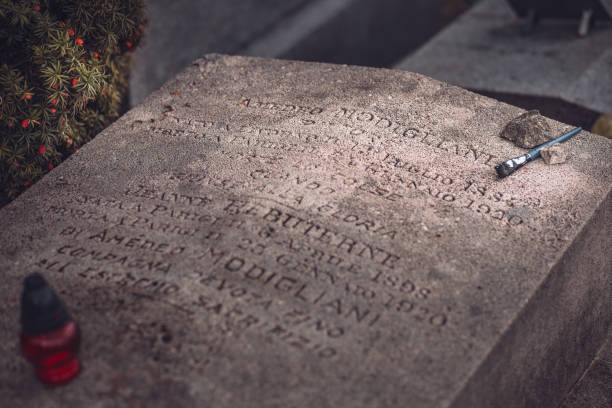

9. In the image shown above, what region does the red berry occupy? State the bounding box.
[76,38,83,45]
[34,5,40,12]
[126,41,132,48]
[50,108,56,113]
[93,52,99,58]
[73,148,78,152]
[14,162,19,168]
[52,98,58,105]
[80,57,85,62]
[22,119,28,128]
[67,28,75,36]
[83,97,87,102]
[24,93,32,100]
[72,78,78,86]
[8,121,14,127]
[39,145,46,154]
[47,163,54,170]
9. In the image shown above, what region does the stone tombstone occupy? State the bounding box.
[559,330,612,408]
[0,55,610,408]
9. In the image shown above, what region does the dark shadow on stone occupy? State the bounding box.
[474,90,602,130]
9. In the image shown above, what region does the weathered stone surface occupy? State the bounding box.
[500,109,554,148]
[541,144,568,165]
[559,330,612,408]
[0,55,610,408]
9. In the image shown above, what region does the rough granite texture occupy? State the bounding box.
[541,144,568,165]
[500,109,554,148]
[560,331,612,408]
[0,55,610,408]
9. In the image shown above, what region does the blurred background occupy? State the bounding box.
[130,0,612,139]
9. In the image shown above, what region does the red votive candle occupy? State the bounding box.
[20,273,80,385]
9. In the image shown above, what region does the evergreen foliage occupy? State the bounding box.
[0,0,146,205]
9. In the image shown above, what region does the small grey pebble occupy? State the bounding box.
[541,144,567,165]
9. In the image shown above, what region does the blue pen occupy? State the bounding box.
[495,127,582,178]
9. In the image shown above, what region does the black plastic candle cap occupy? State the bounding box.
[21,273,70,335]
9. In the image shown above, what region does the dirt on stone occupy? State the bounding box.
[541,144,567,165]
[500,110,555,148]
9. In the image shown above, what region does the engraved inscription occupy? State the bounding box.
[28,91,581,372]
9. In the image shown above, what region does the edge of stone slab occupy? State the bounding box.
[150,52,612,151]
[447,188,612,408]
[137,51,526,124]
[559,328,612,407]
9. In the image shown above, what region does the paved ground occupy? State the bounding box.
[395,0,612,133]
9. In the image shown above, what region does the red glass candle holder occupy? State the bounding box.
[20,273,81,385]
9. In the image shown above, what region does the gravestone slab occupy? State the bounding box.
[0,55,610,408]
[559,330,612,408]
